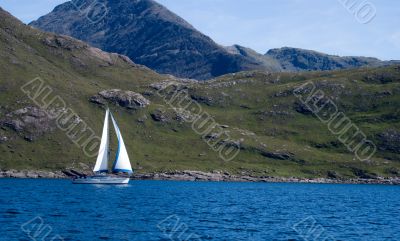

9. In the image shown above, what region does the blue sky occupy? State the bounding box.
[0,0,399,60]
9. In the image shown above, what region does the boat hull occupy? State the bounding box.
[72,176,130,184]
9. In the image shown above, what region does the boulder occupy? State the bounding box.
[151,109,169,122]
[150,81,173,91]
[205,133,221,140]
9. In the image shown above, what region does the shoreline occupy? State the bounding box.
[1,170,400,185]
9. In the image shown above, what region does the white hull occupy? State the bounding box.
[72,176,130,184]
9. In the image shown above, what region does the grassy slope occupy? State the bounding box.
[0,8,399,179]
[197,68,400,178]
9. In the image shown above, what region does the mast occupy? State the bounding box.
[107,108,111,172]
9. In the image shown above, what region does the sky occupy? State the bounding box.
[0,0,399,60]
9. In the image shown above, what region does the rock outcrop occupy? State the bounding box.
[150,109,169,122]
[377,129,400,153]
[131,170,400,185]
[0,170,65,178]
[260,151,294,160]
[294,101,313,115]
[1,107,55,141]
[90,89,150,109]
[1,169,399,185]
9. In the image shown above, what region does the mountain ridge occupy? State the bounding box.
[28,0,395,80]
[30,0,275,80]
[265,47,386,72]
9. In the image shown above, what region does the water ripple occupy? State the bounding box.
[0,180,399,240]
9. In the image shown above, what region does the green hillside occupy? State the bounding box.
[1,8,399,179]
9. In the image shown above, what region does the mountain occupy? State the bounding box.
[29,0,392,80]
[29,0,279,80]
[1,7,400,179]
[265,47,385,72]
[225,45,282,71]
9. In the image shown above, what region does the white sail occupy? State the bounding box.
[110,113,133,174]
[93,109,109,173]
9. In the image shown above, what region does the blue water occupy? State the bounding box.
[0,179,399,241]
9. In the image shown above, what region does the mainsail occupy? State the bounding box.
[110,113,133,174]
[93,109,109,173]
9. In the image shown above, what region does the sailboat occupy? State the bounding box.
[73,109,133,184]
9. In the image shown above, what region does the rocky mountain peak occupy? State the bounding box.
[29,1,394,79]
[30,0,244,80]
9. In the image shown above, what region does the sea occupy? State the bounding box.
[0,179,399,240]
